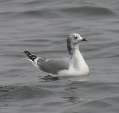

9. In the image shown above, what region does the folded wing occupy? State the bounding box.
[37,58,69,74]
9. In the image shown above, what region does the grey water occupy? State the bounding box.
[0,0,119,113]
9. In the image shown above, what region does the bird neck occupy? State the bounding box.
[70,44,87,70]
[73,43,80,50]
[73,44,81,56]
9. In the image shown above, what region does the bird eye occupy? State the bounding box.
[74,36,77,39]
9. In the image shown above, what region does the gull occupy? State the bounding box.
[24,33,89,78]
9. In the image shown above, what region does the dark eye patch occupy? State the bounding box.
[74,36,77,39]
[67,38,73,55]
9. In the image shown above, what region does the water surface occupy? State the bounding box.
[0,0,119,113]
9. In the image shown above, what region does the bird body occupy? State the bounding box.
[24,33,90,78]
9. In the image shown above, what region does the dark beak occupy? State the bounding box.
[82,38,87,41]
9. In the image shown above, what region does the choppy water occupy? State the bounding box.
[0,0,119,113]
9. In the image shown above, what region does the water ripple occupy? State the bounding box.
[0,85,53,101]
[60,6,115,17]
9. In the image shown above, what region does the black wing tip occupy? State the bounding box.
[24,50,37,61]
[24,50,31,55]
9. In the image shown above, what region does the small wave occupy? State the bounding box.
[83,100,110,108]
[0,9,60,19]
[0,0,11,3]
[23,0,45,5]
[17,9,60,18]
[0,11,17,18]
[60,6,115,17]
[0,85,53,100]
[1,6,114,19]
[24,1,41,5]
[23,39,51,43]
[81,96,119,112]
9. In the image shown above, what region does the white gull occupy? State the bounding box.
[24,33,89,78]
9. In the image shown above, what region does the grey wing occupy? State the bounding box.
[37,58,69,74]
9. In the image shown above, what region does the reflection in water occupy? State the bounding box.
[63,83,81,104]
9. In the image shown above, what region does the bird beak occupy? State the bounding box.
[82,38,87,41]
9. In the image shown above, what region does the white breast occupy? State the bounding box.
[58,49,89,77]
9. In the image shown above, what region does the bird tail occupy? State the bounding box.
[24,50,37,62]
